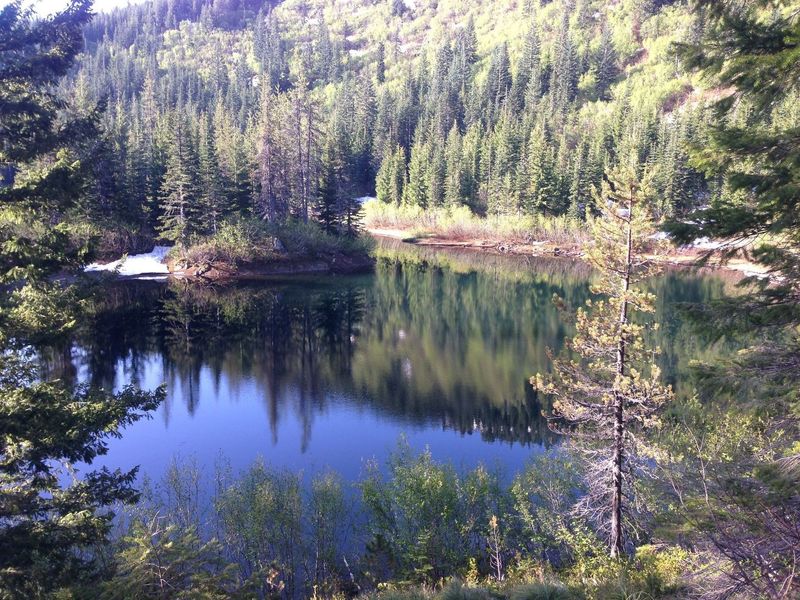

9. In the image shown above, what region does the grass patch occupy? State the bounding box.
[362,201,590,247]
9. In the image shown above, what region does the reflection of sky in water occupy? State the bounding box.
[85,351,535,485]
[66,242,738,488]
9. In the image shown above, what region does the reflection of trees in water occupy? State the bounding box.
[351,252,597,446]
[648,270,742,393]
[155,281,367,451]
[59,243,736,449]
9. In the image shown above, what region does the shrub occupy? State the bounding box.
[436,580,498,600]
[181,218,280,266]
[624,545,689,597]
[214,461,305,596]
[278,218,374,257]
[102,516,247,600]
[359,441,506,584]
[364,589,432,600]
[509,451,584,566]
[107,452,694,599]
[508,583,578,600]
[178,217,374,267]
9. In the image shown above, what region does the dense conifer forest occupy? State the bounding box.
[1,0,799,598]
[65,0,731,245]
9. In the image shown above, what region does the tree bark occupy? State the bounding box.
[610,189,633,559]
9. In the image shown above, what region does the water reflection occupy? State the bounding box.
[52,241,739,479]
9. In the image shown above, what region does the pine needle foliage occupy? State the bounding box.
[0,2,164,595]
[533,160,673,558]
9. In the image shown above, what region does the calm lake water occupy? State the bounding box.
[55,241,737,486]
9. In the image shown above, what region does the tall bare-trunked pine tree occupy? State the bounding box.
[533,158,673,558]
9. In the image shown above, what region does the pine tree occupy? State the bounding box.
[461,15,479,66]
[376,144,405,206]
[485,43,512,124]
[427,135,447,207]
[158,115,200,244]
[533,159,672,558]
[665,3,800,596]
[549,12,579,115]
[444,123,464,207]
[489,113,521,214]
[376,42,386,84]
[594,26,619,101]
[316,146,342,235]
[288,68,322,221]
[403,139,429,207]
[256,89,290,222]
[568,141,589,219]
[460,122,482,210]
[197,113,228,234]
[0,3,163,595]
[523,123,557,214]
[511,22,542,112]
[352,74,377,192]
[124,118,150,228]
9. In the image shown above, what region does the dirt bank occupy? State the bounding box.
[367,227,770,280]
[168,252,374,283]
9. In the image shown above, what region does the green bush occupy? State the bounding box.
[106,451,694,599]
[359,441,506,584]
[508,583,577,600]
[364,589,432,600]
[181,218,280,266]
[102,518,247,600]
[178,217,374,268]
[625,545,689,597]
[436,580,498,600]
[277,218,374,257]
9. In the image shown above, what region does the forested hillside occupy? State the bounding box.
[2,0,799,598]
[67,0,728,247]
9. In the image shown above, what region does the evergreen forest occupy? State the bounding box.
[1,0,799,598]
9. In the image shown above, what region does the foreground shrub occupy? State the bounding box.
[364,588,432,600]
[360,441,507,584]
[101,451,693,599]
[510,451,584,566]
[437,580,499,600]
[102,516,250,600]
[508,582,577,600]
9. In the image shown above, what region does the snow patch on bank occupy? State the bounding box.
[85,246,172,277]
[648,231,726,250]
[691,237,725,250]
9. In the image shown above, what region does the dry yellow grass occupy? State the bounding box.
[362,200,590,247]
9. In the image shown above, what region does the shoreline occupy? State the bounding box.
[85,230,770,284]
[366,227,772,281]
[167,251,375,283]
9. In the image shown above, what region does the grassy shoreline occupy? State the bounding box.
[363,201,770,280]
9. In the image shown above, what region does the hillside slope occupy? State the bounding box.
[68,0,713,246]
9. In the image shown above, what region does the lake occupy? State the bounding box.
[53,241,738,487]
